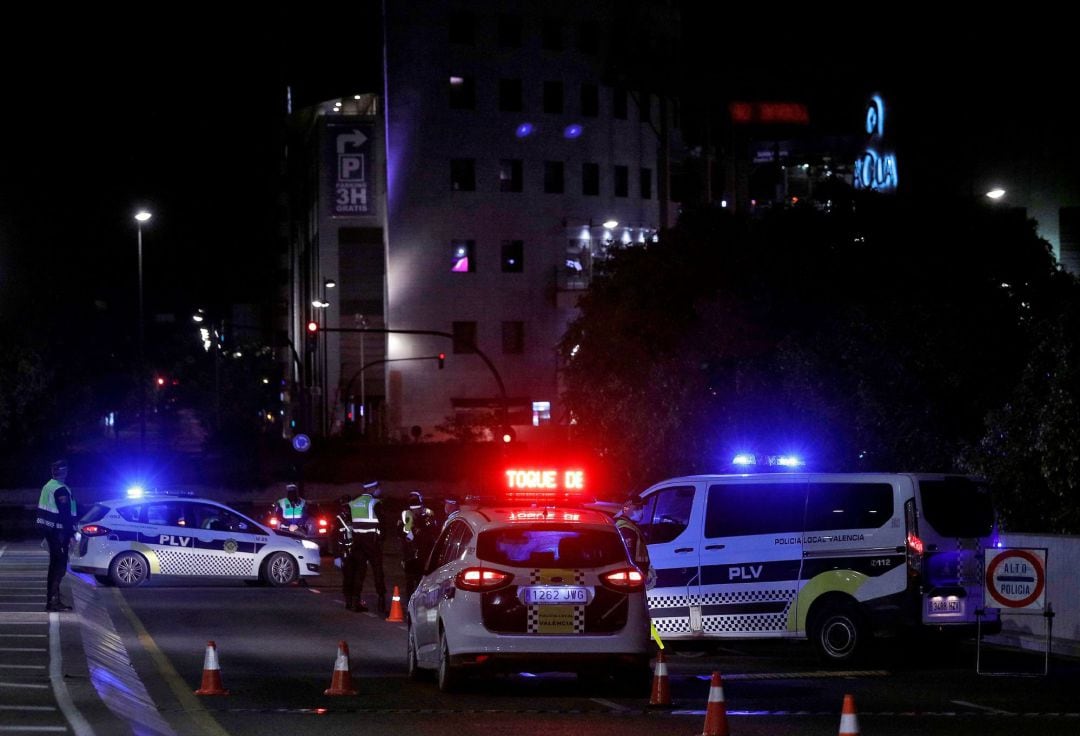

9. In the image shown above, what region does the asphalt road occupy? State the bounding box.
[51,545,1077,736]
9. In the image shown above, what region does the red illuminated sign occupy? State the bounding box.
[730,101,810,125]
[505,469,585,491]
[507,510,582,522]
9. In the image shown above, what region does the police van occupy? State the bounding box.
[629,472,1000,662]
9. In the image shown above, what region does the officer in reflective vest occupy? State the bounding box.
[615,496,654,589]
[342,481,387,613]
[36,459,76,612]
[273,483,309,534]
[398,491,437,602]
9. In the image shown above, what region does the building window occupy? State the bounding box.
[451,159,476,191]
[544,161,564,194]
[582,162,599,196]
[449,75,475,110]
[613,86,628,119]
[451,240,475,273]
[614,165,629,197]
[498,14,522,47]
[532,400,551,426]
[499,78,522,112]
[499,159,523,192]
[543,81,563,114]
[448,10,474,45]
[452,321,477,354]
[640,167,652,199]
[541,17,562,50]
[502,321,525,354]
[577,21,599,54]
[580,83,599,117]
[501,240,524,272]
[639,91,651,124]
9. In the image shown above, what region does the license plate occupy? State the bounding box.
[929,598,963,614]
[521,586,589,605]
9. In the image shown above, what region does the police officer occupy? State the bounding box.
[273,483,310,534]
[36,459,76,612]
[398,490,437,601]
[615,496,653,585]
[341,481,387,614]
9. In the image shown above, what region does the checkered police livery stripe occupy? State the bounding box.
[700,587,794,633]
[156,549,255,577]
[526,569,585,634]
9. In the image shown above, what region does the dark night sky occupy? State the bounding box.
[1,7,1074,340]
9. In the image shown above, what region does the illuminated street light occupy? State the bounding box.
[312,299,330,308]
[986,188,1006,200]
[134,209,152,452]
[602,219,618,229]
[324,278,337,289]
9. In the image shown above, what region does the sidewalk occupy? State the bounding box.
[0,541,127,736]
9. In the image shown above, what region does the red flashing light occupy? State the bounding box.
[318,518,328,527]
[80,524,110,537]
[156,376,165,387]
[507,510,581,522]
[306,321,319,333]
[269,517,280,527]
[455,567,513,591]
[503,468,586,504]
[601,568,645,592]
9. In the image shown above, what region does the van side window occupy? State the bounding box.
[805,483,893,531]
[705,483,805,538]
[640,486,694,544]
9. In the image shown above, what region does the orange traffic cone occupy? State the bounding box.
[648,650,671,707]
[838,693,860,736]
[194,641,229,695]
[324,640,359,696]
[698,671,729,736]
[385,586,405,622]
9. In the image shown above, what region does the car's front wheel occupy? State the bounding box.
[263,552,299,587]
[109,552,149,588]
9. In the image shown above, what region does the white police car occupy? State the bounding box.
[406,471,652,692]
[69,491,320,587]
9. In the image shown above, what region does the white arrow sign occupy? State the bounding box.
[337,129,368,153]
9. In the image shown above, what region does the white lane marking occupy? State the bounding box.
[50,609,97,735]
[589,698,630,711]
[0,727,69,732]
[0,664,46,669]
[0,647,47,652]
[952,699,1015,715]
[0,682,50,689]
[0,705,58,711]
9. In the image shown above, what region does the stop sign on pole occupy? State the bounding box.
[984,548,1047,610]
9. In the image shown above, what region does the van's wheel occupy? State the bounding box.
[263,552,298,587]
[811,600,866,664]
[109,552,149,588]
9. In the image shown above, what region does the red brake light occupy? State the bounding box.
[269,517,279,527]
[907,532,924,555]
[455,567,513,591]
[601,568,644,592]
[318,517,328,527]
[80,524,110,537]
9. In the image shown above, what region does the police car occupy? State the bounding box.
[69,490,320,587]
[406,467,652,692]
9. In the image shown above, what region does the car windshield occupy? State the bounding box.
[476,525,628,568]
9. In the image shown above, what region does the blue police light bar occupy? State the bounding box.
[126,485,145,499]
[775,455,803,468]
[732,454,757,466]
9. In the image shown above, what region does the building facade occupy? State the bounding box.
[285,0,681,442]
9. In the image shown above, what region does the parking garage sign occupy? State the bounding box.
[984,548,1047,610]
[326,121,373,216]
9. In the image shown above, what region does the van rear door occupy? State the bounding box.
[637,483,702,638]
[915,475,999,628]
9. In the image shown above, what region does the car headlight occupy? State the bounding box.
[302,540,320,551]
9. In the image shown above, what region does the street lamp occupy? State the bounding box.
[986,188,1006,200]
[134,209,152,452]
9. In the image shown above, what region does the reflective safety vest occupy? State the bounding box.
[401,508,415,535]
[277,497,306,520]
[36,479,76,532]
[615,517,651,571]
[349,494,381,534]
[402,507,433,535]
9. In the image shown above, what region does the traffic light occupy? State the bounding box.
[305,320,319,353]
[437,352,445,369]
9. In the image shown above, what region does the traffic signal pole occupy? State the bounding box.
[320,327,510,434]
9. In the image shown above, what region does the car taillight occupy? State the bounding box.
[318,517,328,527]
[455,567,513,591]
[601,568,644,592]
[907,532,924,577]
[80,524,111,537]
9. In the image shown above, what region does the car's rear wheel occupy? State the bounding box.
[263,552,298,587]
[437,628,461,692]
[109,552,149,588]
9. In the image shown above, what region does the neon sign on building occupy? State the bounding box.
[853,94,898,192]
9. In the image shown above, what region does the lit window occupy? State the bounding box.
[532,401,551,426]
[451,240,475,273]
[501,240,524,272]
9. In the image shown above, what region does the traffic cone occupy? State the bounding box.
[194,641,229,695]
[648,650,671,707]
[385,586,405,622]
[838,693,860,736]
[698,671,729,736]
[324,640,359,696]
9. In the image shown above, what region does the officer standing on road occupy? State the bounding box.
[341,481,388,614]
[615,495,654,587]
[398,490,437,601]
[273,483,309,533]
[36,459,76,612]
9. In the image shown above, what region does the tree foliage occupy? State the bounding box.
[560,194,1080,531]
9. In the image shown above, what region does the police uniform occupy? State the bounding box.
[36,461,76,612]
[341,484,387,613]
[276,496,307,521]
[398,492,437,602]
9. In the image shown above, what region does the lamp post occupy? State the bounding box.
[134,210,152,452]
